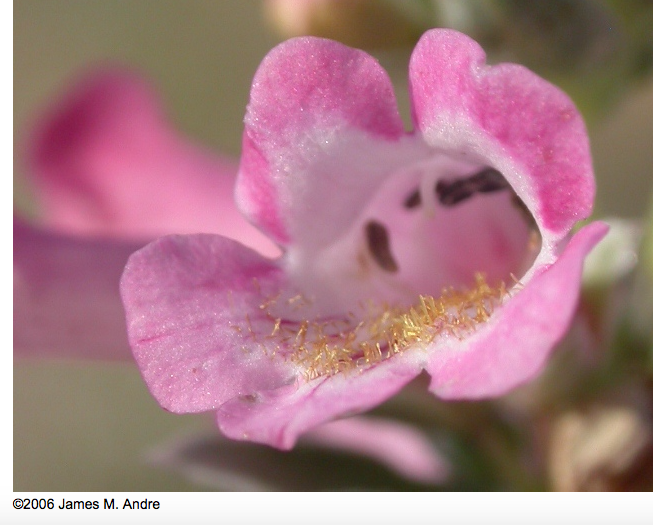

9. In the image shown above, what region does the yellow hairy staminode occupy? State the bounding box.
[253,273,511,380]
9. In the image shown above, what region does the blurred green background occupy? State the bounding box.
[14,0,653,490]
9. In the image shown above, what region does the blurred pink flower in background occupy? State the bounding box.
[14,218,139,360]
[14,69,279,360]
[120,29,606,449]
[22,68,278,253]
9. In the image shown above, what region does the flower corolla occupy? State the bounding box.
[121,29,607,449]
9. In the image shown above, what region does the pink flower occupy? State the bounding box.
[16,68,449,484]
[14,217,140,360]
[22,68,278,255]
[122,28,607,450]
[15,69,277,360]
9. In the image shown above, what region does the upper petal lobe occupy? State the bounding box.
[409,29,594,238]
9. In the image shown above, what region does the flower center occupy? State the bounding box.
[290,155,538,314]
[257,154,541,379]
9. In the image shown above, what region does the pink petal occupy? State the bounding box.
[25,68,278,257]
[216,353,422,449]
[409,29,595,238]
[303,416,451,484]
[120,234,296,413]
[14,217,141,360]
[237,36,405,245]
[426,221,609,399]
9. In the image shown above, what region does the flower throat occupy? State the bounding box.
[244,167,532,380]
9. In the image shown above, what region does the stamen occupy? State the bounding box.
[436,179,474,206]
[436,167,509,207]
[472,167,511,194]
[365,220,399,273]
[511,193,538,229]
[403,189,421,209]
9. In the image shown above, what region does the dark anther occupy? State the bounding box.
[435,179,475,206]
[436,167,509,207]
[365,220,399,273]
[403,189,421,209]
[472,167,510,194]
[511,194,537,229]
